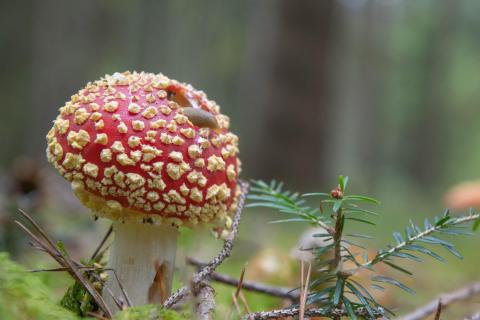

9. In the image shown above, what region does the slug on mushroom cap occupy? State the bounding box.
[46,71,241,228]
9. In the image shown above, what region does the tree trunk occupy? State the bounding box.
[242,0,336,187]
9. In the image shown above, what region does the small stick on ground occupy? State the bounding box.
[187,257,299,301]
[465,312,480,320]
[194,281,216,320]
[434,300,442,320]
[399,281,480,320]
[242,306,385,320]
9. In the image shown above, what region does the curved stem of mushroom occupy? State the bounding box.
[103,221,178,312]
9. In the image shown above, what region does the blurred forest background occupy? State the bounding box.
[1,0,480,318]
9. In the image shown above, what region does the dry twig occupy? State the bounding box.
[90,225,112,261]
[163,180,249,309]
[17,209,136,316]
[16,209,113,317]
[434,300,442,320]
[465,312,480,320]
[399,281,480,320]
[242,306,385,320]
[187,257,299,301]
[194,281,216,320]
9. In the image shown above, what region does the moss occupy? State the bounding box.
[59,258,106,317]
[0,252,79,320]
[115,305,187,320]
[60,280,97,317]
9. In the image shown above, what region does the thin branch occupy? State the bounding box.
[399,281,480,320]
[242,306,385,320]
[192,181,249,282]
[187,257,299,301]
[17,209,113,317]
[29,266,98,272]
[163,180,249,308]
[91,225,113,261]
[105,286,125,311]
[30,264,131,308]
[364,212,480,268]
[434,300,442,320]
[465,312,480,320]
[194,281,216,320]
[108,268,132,308]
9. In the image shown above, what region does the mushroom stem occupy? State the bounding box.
[104,221,178,312]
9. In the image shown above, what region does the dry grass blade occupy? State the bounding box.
[29,266,98,272]
[91,225,113,261]
[232,292,242,315]
[109,268,132,307]
[28,241,83,269]
[234,264,247,298]
[15,221,67,269]
[105,286,126,311]
[239,291,252,314]
[29,237,131,309]
[227,264,248,318]
[299,261,304,320]
[16,209,113,318]
[18,209,60,251]
[300,263,311,320]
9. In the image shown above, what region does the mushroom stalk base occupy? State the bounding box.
[104,222,178,312]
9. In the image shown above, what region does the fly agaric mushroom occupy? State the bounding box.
[46,71,241,310]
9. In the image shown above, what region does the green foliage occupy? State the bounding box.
[0,252,187,320]
[115,305,186,320]
[57,238,107,317]
[248,176,480,320]
[0,252,79,320]
[366,209,476,268]
[60,280,97,317]
[246,180,328,225]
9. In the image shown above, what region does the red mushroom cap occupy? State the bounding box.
[46,71,240,227]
